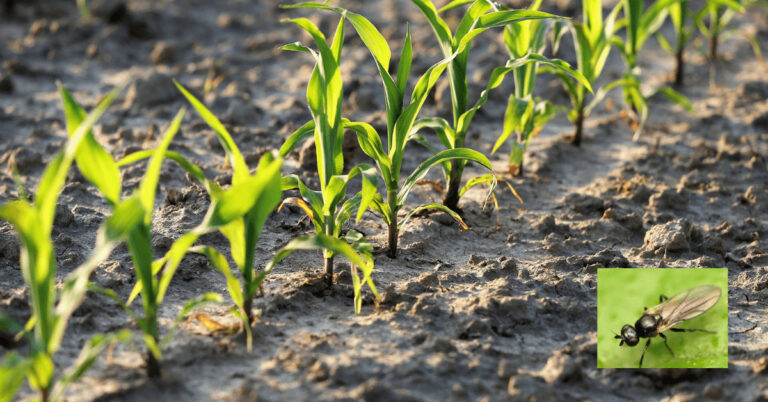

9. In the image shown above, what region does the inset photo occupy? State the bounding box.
[597,268,728,368]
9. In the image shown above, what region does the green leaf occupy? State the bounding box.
[118,149,221,196]
[51,196,144,352]
[0,353,30,402]
[410,0,454,55]
[347,164,379,223]
[656,86,694,112]
[175,81,250,184]
[529,54,593,93]
[59,85,122,206]
[50,330,132,401]
[137,107,186,225]
[476,9,562,29]
[37,85,122,233]
[279,120,315,157]
[208,156,283,227]
[493,96,532,154]
[191,246,243,308]
[395,26,413,102]
[29,351,54,391]
[398,202,468,231]
[343,120,391,182]
[399,148,494,204]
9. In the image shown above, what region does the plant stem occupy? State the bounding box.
[508,140,525,177]
[323,255,334,287]
[674,45,685,87]
[572,107,584,146]
[243,297,253,326]
[709,9,721,61]
[146,349,161,378]
[41,387,49,402]
[386,188,398,258]
[387,222,398,259]
[443,165,464,213]
[323,217,334,287]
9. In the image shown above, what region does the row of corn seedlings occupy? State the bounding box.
[2,0,764,400]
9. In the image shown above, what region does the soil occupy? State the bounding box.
[1,0,767,401]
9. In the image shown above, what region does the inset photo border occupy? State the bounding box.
[597,268,728,369]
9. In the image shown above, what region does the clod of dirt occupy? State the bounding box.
[123,73,177,108]
[508,374,555,400]
[648,188,689,210]
[150,41,178,64]
[601,208,643,232]
[0,231,20,262]
[298,138,316,170]
[0,72,13,93]
[351,378,417,402]
[703,383,724,400]
[751,111,768,128]
[534,215,568,235]
[459,317,494,339]
[737,81,768,103]
[54,203,74,227]
[573,248,631,269]
[563,193,605,215]
[643,218,692,253]
[678,169,709,191]
[90,0,129,23]
[224,101,262,125]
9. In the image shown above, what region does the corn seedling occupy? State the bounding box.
[282,3,496,258]
[492,0,592,174]
[409,0,559,211]
[548,0,622,146]
[695,0,747,61]
[612,0,693,141]
[279,15,378,311]
[59,89,222,378]
[170,81,284,351]
[0,87,139,402]
[654,0,691,86]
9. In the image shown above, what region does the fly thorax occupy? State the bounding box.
[636,314,659,337]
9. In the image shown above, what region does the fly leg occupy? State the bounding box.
[659,332,675,357]
[670,328,716,334]
[638,338,651,368]
[659,294,668,303]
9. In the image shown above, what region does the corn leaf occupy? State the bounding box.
[175,81,249,184]
[59,85,122,206]
[398,148,494,204]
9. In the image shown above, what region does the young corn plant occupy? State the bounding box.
[655,0,691,86]
[612,0,693,141]
[0,87,140,402]
[492,0,592,175]
[171,81,284,351]
[694,0,746,61]
[548,0,622,146]
[279,15,378,311]
[409,0,559,211]
[281,3,496,258]
[59,90,222,378]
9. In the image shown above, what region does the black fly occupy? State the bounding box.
[614,285,721,368]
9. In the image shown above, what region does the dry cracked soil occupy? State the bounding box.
[1,0,767,401]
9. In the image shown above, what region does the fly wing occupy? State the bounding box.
[645,285,721,331]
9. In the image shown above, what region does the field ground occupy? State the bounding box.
[1,0,767,400]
